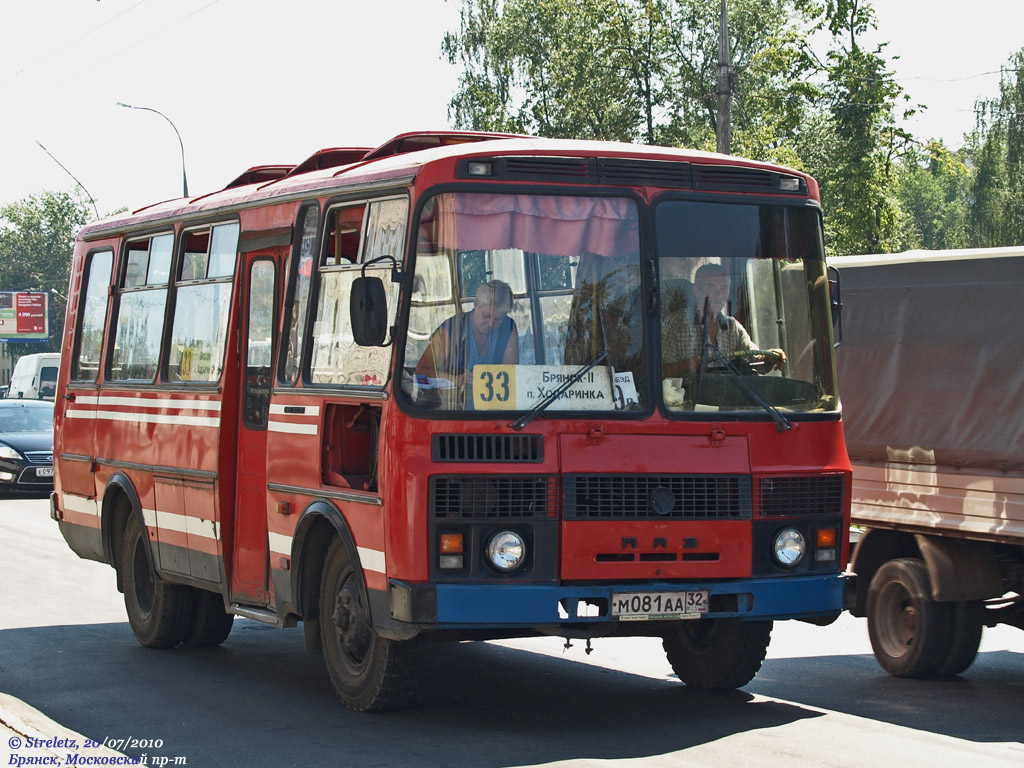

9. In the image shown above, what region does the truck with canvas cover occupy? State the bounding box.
[835,247,1024,677]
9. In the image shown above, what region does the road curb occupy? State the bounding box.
[1,691,129,763]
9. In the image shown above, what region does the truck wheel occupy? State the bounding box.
[120,516,193,648]
[183,588,234,647]
[319,537,421,711]
[867,558,952,677]
[937,600,983,677]
[663,618,772,690]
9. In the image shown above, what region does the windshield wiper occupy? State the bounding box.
[509,350,609,432]
[694,297,712,404]
[693,296,791,432]
[701,346,792,432]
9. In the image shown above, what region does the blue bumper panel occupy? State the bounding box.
[434,574,847,627]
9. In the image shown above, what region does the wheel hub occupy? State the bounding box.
[331,580,371,661]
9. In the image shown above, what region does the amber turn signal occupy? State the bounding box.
[439,533,464,554]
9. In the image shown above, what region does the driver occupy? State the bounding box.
[663,263,786,375]
[415,279,519,385]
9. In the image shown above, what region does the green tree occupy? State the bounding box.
[443,0,821,156]
[807,0,913,255]
[967,48,1024,247]
[658,0,820,164]
[894,141,970,250]
[0,190,91,359]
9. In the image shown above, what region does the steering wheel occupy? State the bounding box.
[705,349,781,375]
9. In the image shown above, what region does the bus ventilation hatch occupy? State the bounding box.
[432,433,544,463]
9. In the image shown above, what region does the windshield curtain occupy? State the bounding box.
[655,200,838,415]
[401,192,645,413]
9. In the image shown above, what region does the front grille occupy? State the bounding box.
[564,474,751,519]
[758,475,845,516]
[24,451,53,465]
[432,434,543,463]
[431,475,558,519]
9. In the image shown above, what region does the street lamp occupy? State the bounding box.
[116,101,189,198]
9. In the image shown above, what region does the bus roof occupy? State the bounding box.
[79,131,817,241]
[830,245,1024,268]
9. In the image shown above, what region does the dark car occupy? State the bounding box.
[0,400,54,495]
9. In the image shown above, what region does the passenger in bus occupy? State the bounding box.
[663,263,786,375]
[415,279,519,387]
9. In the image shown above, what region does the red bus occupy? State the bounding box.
[51,131,850,711]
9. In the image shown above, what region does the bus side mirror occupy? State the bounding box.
[827,265,843,347]
[350,276,389,346]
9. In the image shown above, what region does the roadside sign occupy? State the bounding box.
[0,291,50,341]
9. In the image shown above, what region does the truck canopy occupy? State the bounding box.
[834,248,1024,475]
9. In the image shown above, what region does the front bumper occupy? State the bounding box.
[0,459,53,491]
[389,572,848,628]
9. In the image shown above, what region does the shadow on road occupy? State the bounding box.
[2,621,817,767]
[750,649,1024,744]
[1,620,1021,767]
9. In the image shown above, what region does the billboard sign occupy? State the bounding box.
[0,291,49,341]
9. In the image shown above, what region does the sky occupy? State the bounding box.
[0,0,1020,217]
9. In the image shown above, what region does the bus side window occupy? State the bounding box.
[166,222,239,384]
[109,233,173,382]
[281,204,318,385]
[309,197,406,385]
[71,249,113,382]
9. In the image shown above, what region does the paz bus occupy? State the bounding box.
[51,131,850,711]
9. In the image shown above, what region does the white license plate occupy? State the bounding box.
[36,467,54,478]
[611,591,709,621]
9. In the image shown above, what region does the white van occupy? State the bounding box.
[8,353,61,400]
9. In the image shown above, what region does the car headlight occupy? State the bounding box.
[485,530,526,573]
[773,527,806,567]
[0,444,22,460]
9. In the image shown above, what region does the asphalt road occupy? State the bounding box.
[2,495,1022,768]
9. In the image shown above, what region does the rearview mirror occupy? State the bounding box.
[827,265,843,347]
[350,276,388,346]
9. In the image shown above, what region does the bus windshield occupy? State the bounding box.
[656,200,837,415]
[399,192,837,417]
[402,192,646,413]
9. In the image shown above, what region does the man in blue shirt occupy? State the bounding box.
[415,280,519,392]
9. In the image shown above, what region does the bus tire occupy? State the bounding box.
[120,516,193,648]
[867,558,953,677]
[183,588,234,647]
[936,600,983,677]
[319,537,421,711]
[663,618,772,690]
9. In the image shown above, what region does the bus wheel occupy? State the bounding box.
[183,588,234,647]
[663,618,772,690]
[867,558,953,677]
[936,600,983,677]
[319,537,421,711]
[120,516,193,648]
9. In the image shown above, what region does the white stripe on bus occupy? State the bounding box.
[142,508,220,540]
[268,421,318,435]
[268,533,386,575]
[66,410,220,428]
[61,494,100,518]
[73,395,221,411]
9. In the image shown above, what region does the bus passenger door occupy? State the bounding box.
[232,257,276,602]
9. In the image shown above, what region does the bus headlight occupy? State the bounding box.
[485,530,526,573]
[773,527,806,567]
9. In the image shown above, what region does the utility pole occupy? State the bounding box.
[716,0,733,155]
